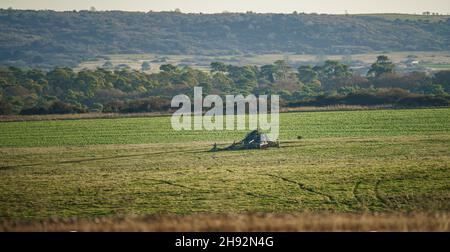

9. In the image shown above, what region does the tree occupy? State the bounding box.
[91,102,104,112]
[309,61,353,90]
[433,70,450,92]
[180,69,199,87]
[317,60,352,80]
[260,64,277,82]
[141,61,151,72]
[159,64,177,73]
[212,72,234,92]
[367,55,395,78]
[46,67,76,95]
[102,61,113,69]
[210,62,228,72]
[297,65,318,84]
[226,65,258,93]
[0,99,14,115]
[273,60,292,81]
[421,84,446,95]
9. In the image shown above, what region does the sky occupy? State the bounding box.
[0,0,449,14]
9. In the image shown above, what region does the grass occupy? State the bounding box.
[0,105,393,122]
[420,63,450,69]
[1,108,449,148]
[0,108,449,223]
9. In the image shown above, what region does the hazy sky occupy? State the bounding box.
[0,0,449,14]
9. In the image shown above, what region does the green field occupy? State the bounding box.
[0,108,449,219]
[420,63,450,70]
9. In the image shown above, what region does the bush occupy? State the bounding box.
[20,101,87,115]
[47,101,86,114]
[287,89,450,108]
[119,97,171,113]
[103,100,125,113]
[90,103,104,113]
[20,107,48,115]
[397,96,450,107]
[0,100,14,115]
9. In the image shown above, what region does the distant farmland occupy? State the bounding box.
[76,51,450,73]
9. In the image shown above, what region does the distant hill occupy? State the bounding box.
[0,9,449,69]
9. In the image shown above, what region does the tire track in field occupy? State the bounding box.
[0,148,207,171]
[264,173,336,203]
[147,179,224,195]
[352,181,364,205]
[147,178,199,191]
[0,162,44,171]
[245,192,299,204]
[374,179,390,207]
[148,178,293,204]
[354,174,438,211]
[150,171,301,204]
[372,173,450,210]
[352,181,368,210]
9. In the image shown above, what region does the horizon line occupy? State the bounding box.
[1,8,449,16]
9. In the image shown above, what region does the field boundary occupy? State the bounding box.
[1,213,448,232]
[1,106,450,123]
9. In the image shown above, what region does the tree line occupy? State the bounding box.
[1,56,450,115]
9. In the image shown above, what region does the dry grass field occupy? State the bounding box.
[1,213,448,232]
[76,51,450,72]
